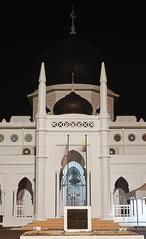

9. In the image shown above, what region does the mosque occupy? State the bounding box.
[0,9,146,228]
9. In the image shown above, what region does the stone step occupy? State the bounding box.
[22,218,121,231]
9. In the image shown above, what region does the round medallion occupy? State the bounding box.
[128,134,135,142]
[25,134,32,142]
[0,134,4,142]
[142,134,146,141]
[114,134,121,142]
[10,134,18,142]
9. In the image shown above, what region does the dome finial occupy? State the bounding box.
[71,72,75,92]
[70,5,77,35]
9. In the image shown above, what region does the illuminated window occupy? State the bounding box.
[23,148,31,155]
[109,148,116,155]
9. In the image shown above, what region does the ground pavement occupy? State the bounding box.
[0,227,146,239]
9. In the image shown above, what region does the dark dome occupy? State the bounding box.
[53,91,93,115]
[34,35,102,86]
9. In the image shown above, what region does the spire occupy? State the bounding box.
[70,5,77,35]
[100,62,108,115]
[71,72,75,92]
[38,62,46,115]
[39,62,46,83]
[100,62,107,84]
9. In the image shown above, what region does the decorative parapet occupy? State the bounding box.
[47,115,99,131]
[0,116,35,129]
[51,121,94,128]
[110,115,146,129]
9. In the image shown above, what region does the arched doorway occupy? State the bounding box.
[16,177,33,217]
[114,176,129,205]
[113,177,130,217]
[60,150,87,207]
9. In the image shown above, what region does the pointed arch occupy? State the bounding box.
[113,177,129,205]
[17,177,33,204]
[114,176,129,193]
[60,150,87,208]
[61,149,85,168]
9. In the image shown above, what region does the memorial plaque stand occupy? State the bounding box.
[64,206,91,232]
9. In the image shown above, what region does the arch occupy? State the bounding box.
[114,176,129,193]
[62,161,86,185]
[113,177,129,205]
[60,153,87,208]
[17,177,33,204]
[61,149,85,168]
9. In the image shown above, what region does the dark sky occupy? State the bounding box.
[0,2,146,122]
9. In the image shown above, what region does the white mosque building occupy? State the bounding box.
[0,11,146,228]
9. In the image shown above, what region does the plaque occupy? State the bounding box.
[64,206,91,232]
[67,208,88,229]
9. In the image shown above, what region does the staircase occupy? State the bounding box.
[92,218,121,231]
[22,218,121,231]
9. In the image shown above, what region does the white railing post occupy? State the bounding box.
[16,203,33,218]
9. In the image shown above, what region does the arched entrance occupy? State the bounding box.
[113,177,130,218]
[60,150,87,207]
[113,176,129,205]
[16,177,33,217]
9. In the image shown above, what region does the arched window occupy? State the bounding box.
[17,177,33,205]
[113,177,129,205]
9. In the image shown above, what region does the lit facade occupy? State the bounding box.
[0,32,146,227]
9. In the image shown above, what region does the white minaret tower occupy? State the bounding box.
[70,5,77,35]
[35,62,47,220]
[37,62,47,115]
[100,62,108,115]
[99,62,111,219]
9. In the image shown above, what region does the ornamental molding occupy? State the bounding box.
[51,121,94,128]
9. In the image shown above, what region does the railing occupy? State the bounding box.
[113,204,131,217]
[16,203,33,218]
[0,202,3,215]
[0,199,3,216]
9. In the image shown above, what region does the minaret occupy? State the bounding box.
[99,62,111,219]
[70,5,77,35]
[35,62,47,220]
[37,62,47,116]
[71,71,75,92]
[100,62,108,116]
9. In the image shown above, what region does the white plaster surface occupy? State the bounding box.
[20,235,144,239]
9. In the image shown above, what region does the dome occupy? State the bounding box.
[53,91,93,115]
[33,35,102,86]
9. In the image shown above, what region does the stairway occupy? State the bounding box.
[22,218,121,231]
[92,218,121,231]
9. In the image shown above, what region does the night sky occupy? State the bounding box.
[0,3,146,122]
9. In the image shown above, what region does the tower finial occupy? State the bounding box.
[71,72,75,92]
[70,5,77,35]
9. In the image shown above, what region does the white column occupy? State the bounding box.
[55,171,60,217]
[87,171,91,206]
[35,62,47,220]
[99,62,111,219]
